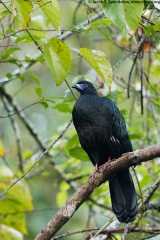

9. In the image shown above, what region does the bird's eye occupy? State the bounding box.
[83,83,88,89]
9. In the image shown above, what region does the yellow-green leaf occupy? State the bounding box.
[36,0,60,31]
[11,0,33,29]
[103,0,143,36]
[0,166,33,234]
[80,48,113,89]
[43,38,71,85]
[0,200,27,234]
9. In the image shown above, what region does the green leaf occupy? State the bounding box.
[18,75,25,83]
[30,74,41,86]
[11,0,33,29]
[0,200,27,234]
[0,10,11,18]
[1,47,20,60]
[88,19,111,31]
[53,101,73,113]
[36,0,60,31]
[88,19,112,40]
[80,48,113,89]
[40,101,49,109]
[43,38,71,85]
[69,147,89,161]
[59,181,70,191]
[6,73,12,79]
[103,0,143,36]
[6,28,15,33]
[0,167,33,211]
[0,166,33,234]
[35,87,43,97]
[66,135,79,152]
[22,149,33,160]
[8,58,22,67]
[143,26,159,43]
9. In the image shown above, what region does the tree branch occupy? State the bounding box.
[84,227,160,240]
[34,144,160,240]
[51,226,160,240]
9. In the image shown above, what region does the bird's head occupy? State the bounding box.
[72,80,97,95]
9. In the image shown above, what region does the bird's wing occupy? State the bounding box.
[103,98,133,158]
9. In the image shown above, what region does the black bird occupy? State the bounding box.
[72,80,138,223]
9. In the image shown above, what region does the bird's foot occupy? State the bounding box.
[100,156,111,172]
[90,163,100,183]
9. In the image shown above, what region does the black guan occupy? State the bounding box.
[72,80,138,223]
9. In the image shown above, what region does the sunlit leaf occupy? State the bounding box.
[36,0,60,31]
[11,0,33,29]
[43,38,71,85]
[80,48,113,89]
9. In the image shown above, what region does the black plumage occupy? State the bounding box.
[72,80,138,223]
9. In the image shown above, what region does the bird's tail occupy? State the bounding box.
[109,169,138,223]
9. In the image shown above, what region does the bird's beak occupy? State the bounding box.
[72,83,83,91]
[72,84,78,89]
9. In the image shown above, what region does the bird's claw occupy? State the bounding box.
[99,156,111,172]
